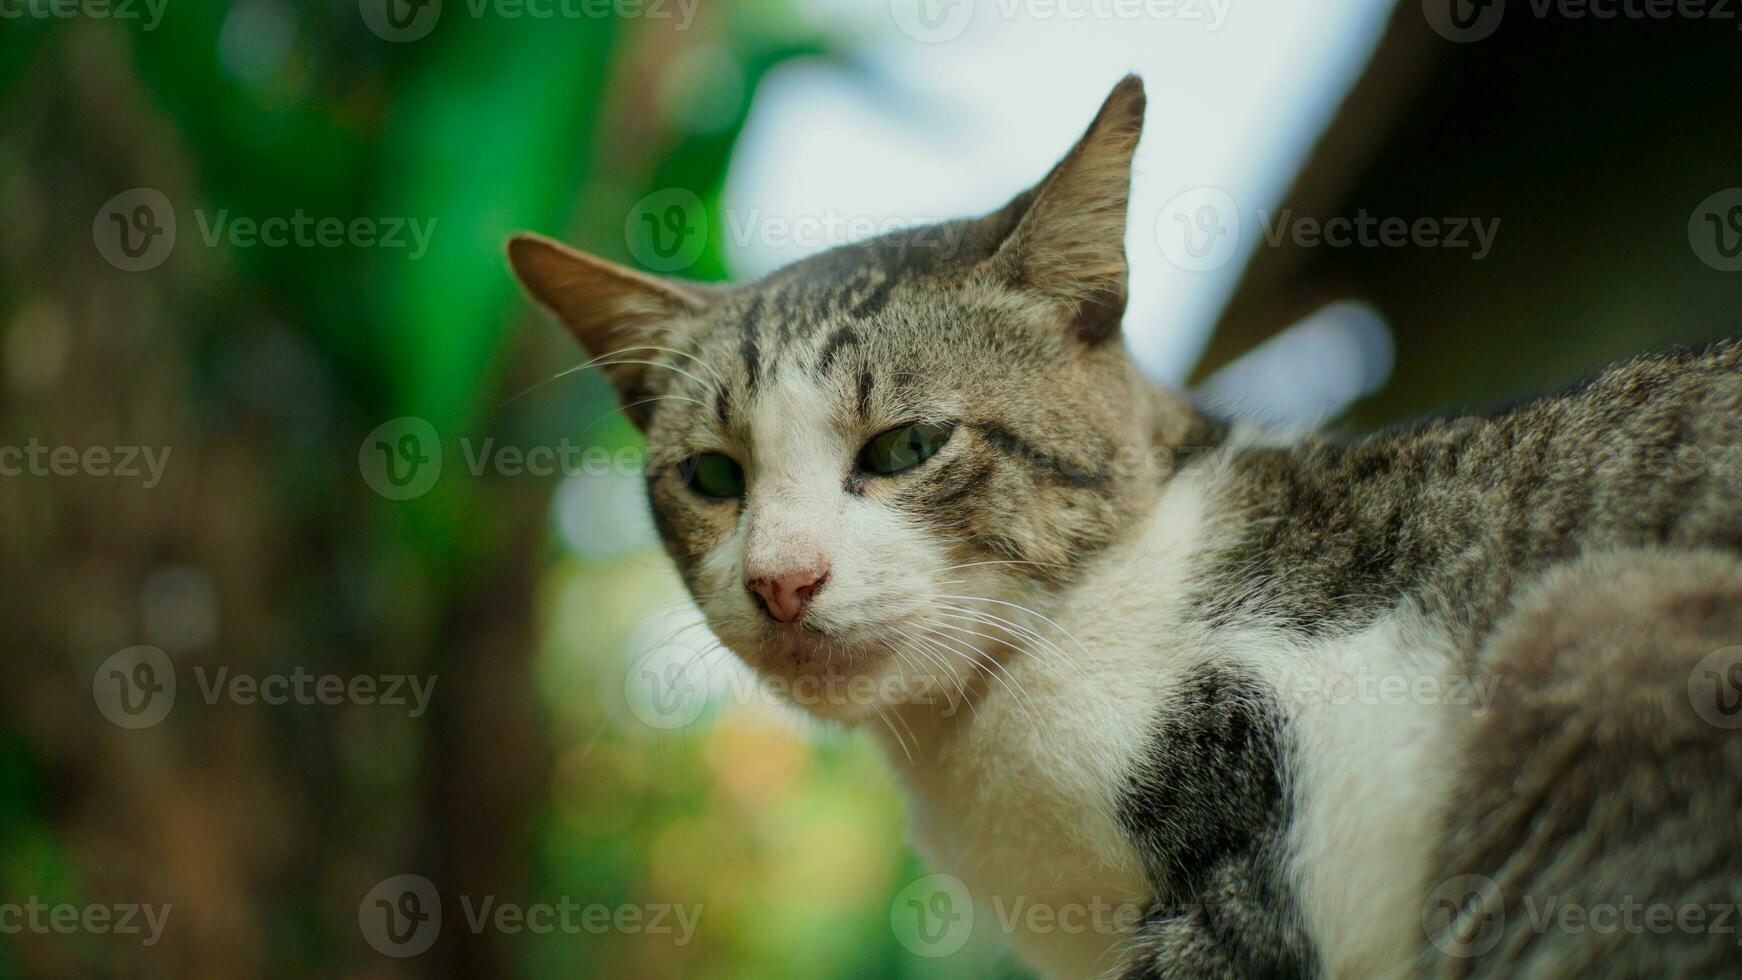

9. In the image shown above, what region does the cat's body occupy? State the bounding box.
[511,76,1742,978]
[882,339,1742,977]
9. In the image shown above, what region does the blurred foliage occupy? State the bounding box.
[0,2,1024,977]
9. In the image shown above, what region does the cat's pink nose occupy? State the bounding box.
[747,567,829,624]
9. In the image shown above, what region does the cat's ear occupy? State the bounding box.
[507,233,715,428]
[984,74,1145,343]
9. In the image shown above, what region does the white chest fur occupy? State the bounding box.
[878,471,1212,978]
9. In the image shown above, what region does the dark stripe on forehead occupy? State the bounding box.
[857,370,874,417]
[739,295,764,394]
[741,334,760,394]
[971,421,1109,489]
[815,324,859,376]
[850,272,900,320]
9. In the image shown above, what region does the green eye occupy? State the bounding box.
[679,453,745,499]
[858,422,954,475]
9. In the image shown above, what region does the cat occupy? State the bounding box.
[508,75,1742,978]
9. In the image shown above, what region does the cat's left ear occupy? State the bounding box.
[985,74,1145,344]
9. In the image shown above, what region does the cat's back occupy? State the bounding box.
[1407,343,1742,976]
[1197,338,1742,652]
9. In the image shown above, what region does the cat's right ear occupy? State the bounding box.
[981,74,1145,345]
[507,233,714,428]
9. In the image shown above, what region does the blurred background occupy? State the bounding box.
[2,0,1740,975]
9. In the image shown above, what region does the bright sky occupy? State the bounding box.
[722,0,1397,384]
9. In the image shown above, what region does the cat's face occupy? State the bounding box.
[511,76,1190,723]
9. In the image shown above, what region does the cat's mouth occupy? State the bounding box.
[750,622,883,671]
[729,622,947,721]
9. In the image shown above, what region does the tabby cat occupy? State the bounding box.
[509,76,1742,978]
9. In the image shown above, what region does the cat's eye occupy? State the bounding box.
[679,453,745,499]
[858,422,954,476]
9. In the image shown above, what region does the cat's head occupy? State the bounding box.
[510,76,1203,723]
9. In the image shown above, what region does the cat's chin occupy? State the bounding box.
[734,634,957,724]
